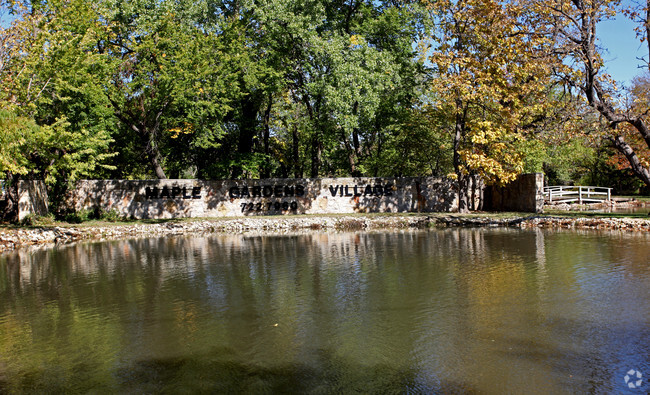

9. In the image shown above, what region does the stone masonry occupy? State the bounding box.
[64,177,459,219]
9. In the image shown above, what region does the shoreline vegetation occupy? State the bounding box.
[2,210,650,253]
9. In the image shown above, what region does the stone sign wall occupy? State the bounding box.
[65,177,458,219]
[483,173,544,213]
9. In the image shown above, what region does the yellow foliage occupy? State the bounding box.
[349,34,364,48]
[422,0,557,186]
[168,122,195,138]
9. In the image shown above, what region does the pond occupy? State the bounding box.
[1,228,649,393]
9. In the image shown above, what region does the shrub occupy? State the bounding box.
[20,213,56,226]
[98,209,122,222]
[63,209,94,223]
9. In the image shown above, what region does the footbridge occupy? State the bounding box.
[544,186,612,204]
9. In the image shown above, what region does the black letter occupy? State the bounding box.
[384,183,393,196]
[160,186,170,198]
[252,186,262,197]
[354,185,362,196]
[364,185,373,196]
[145,187,159,199]
[193,187,202,199]
[229,186,240,198]
[284,185,295,197]
[329,185,340,196]
[241,186,250,198]
[172,186,181,198]
[345,186,353,197]
[182,187,191,199]
[263,185,273,197]
[274,185,284,197]
[295,184,305,197]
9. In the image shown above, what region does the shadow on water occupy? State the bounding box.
[114,354,459,394]
[0,350,474,394]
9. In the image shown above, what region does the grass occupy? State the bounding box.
[612,195,650,202]
[542,209,650,219]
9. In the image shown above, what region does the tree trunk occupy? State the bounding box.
[311,132,321,178]
[141,128,166,179]
[261,94,272,178]
[1,172,20,223]
[292,125,302,178]
[457,173,470,213]
[343,136,357,175]
[150,151,167,179]
[454,102,470,213]
[612,135,650,187]
[233,95,261,178]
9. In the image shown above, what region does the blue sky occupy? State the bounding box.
[598,14,647,87]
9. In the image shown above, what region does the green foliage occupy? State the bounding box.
[5,0,643,211]
[0,110,114,184]
[63,209,94,224]
[96,208,123,222]
[19,213,56,227]
[0,110,42,176]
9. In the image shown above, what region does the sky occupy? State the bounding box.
[598,15,647,87]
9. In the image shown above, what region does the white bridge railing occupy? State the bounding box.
[544,186,612,204]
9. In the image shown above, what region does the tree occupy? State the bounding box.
[423,0,556,211]
[543,0,650,188]
[0,0,115,221]
[99,0,245,179]
[237,0,426,178]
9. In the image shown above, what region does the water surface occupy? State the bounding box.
[1,229,649,393]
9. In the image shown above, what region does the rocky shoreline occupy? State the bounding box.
[1,214,650,252]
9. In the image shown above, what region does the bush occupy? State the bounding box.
[20,213,56,226]
[98,209,122,222]
[63,209,94,224]
[60,207,124,223]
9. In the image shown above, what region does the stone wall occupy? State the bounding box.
[483,173,544,213]
[64,177,458,219]
[1,180,51,221]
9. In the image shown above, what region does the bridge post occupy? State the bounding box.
[578,186,582,204]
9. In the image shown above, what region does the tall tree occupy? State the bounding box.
[424,0,556,211]
[243,0,425,178]
[1,0,115,220]
[99,0,245,179]
[543,0,650,188]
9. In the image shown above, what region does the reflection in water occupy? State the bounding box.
[0,229,649,393]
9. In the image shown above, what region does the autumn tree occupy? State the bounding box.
[541,0,650,188]
[423,0,556,211]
